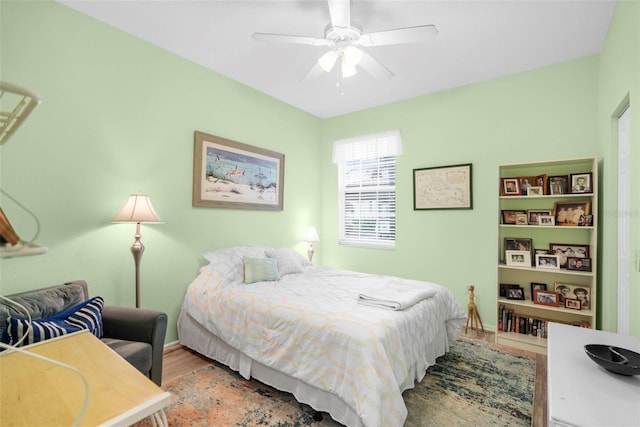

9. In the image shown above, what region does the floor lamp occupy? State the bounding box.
[112,193,163,308]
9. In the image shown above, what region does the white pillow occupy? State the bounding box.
[243,257,280,284]
[265,248,305,276]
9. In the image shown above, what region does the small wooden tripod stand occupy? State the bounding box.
[465,284,484,335]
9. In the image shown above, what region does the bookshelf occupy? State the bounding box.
[496,157,598,354]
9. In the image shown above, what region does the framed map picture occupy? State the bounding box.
[413,163,473,210]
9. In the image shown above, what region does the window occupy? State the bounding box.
[333,130,402,248]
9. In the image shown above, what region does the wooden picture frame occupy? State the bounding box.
[553,200,591,226]
[192,131,285,210]
[533,289,560,307]
[502,210,526,224]
[570,172,593,194]
[413,163,472,210]
[515,213,528,225]
[501,178,520,196]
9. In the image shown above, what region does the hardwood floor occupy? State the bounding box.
[161,331,547,427]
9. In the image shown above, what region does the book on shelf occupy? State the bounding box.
[498,304,591,338]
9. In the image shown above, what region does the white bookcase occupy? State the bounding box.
[496,157,598,354]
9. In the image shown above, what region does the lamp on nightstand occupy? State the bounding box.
[112,193,163,308]
[304,226,319,262]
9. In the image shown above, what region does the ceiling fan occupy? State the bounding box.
[252,0,437,83]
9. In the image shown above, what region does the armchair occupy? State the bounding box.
[0,280,167,385]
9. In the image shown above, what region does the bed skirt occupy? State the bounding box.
[177,309,452,427]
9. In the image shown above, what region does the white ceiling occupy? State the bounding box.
[58,0,616,118]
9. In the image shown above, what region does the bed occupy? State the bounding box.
[177,246,466,427]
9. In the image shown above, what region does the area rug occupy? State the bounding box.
[135,338,535,427]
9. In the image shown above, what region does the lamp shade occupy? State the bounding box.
[112,193,163,223]
[305,227,319,242]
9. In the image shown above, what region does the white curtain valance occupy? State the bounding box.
[332,129,403,163]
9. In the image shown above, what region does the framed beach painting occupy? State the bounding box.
[193,131,285,210]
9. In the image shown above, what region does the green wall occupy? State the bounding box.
[2,0,638,342]
[320,57,600,331]
[597,0,640,338]
[0,0,322,342]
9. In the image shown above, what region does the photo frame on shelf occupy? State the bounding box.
[548,175,568,195]
[578,214,593,227]
[527,209,553,225]
[565,298,582,310]
[501,178,520,196]
[534,174,548,194]
[536,254,560,269]
[504,237,533,253]
[549,243,590,268]
[570,172,593,194]
[530,282,547,301]
[526,186,543,196]
[505,250,532,267]
[554,283,591,309]
[518,176,537,196]
[538,215,555,226]
[533,289,560,307]
[567,257,592,271]
[500,283,521,297]
[506,287,525,300]
[515,213,528,225]
[553,200,591,226]
[502,210,526,224]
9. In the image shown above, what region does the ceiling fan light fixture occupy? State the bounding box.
[318,50,339,72]
[341,60,357,78]
[342,46,363,67]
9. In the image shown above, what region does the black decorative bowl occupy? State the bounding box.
[584,344,640,376]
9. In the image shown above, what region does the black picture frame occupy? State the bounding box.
[500,283,520,297]
[413,163,472,210]
[570,172,593,194]
[506,287,525,300]
[530,282,547,301]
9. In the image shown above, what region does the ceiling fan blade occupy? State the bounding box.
[358,25,438,47]
[252,32,328,46]
[302,63,326,82]
[327,0,350,28]
[358,51,394,80]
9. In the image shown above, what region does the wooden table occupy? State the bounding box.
[0,330,171,426]
[547,322,640,427]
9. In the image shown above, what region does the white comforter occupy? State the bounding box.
[181,265,465,427]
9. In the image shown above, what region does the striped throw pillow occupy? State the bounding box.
[2,296,104,347]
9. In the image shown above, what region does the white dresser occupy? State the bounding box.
[548,322,640,427]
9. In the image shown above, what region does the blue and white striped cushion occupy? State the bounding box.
[2,296,104,347]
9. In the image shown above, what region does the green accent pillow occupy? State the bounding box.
[243,257,280,284]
